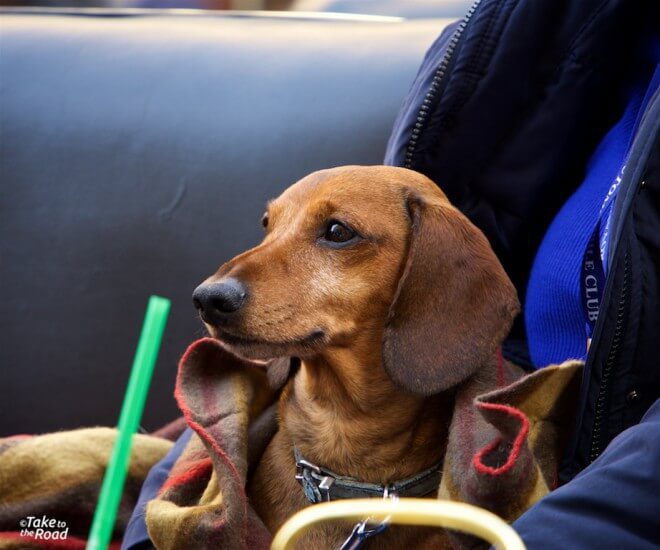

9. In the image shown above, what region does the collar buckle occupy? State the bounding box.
[295,457,321,479]
[295,452,336,503]
[318,475,335,501]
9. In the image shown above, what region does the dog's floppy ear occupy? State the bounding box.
[382,195,519,395]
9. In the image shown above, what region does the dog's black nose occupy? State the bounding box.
[192,279,247,324]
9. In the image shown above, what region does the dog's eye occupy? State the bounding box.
[261,213,269,229]
[323,220,356,243]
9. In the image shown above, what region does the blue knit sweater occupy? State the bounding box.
[526,56,659,368]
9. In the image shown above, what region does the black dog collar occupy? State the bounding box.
[294,447,442,504]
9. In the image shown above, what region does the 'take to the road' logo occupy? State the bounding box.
[19,515,69,541]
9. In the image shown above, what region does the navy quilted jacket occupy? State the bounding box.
[385,0,659,483]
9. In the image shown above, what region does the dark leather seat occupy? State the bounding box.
[0,9,449,435]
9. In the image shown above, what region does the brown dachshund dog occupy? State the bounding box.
[192,165,519,547]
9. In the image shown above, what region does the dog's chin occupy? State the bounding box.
[206,325,327,361]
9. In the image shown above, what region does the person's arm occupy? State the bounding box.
[512,399,660,549]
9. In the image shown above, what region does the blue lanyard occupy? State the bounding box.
[580,63,659,349]
[580,165,625,348]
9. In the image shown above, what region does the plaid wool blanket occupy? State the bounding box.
[0,429,172,549]
[0,338,581,548]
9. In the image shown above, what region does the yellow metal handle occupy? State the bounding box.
[271,498,525,550]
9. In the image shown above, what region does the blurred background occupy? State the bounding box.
[0,0,473,17]
[1,2,467,436]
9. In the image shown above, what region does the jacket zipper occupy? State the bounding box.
[404,0,483,169]
[589,251,631,463]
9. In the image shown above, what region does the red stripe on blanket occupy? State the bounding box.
[174,338,249,544]
[0,532,121,549]
[159,457,213,494]
[472,402,529,476]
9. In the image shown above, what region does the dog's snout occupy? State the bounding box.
[192,278,247,324]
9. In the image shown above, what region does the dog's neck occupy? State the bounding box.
[280,334,454,484]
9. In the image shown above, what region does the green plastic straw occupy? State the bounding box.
[86,295,171,550]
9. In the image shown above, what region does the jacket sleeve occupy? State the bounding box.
[121,429,193,550]
[512,398,660,549]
